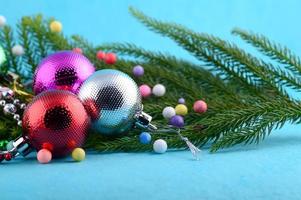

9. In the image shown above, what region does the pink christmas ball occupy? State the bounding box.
[193,100,207,113]
[37,149,52,164]
[33,51,95,95]
[139,84,151,98]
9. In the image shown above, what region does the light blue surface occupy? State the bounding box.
[1,0,301,199]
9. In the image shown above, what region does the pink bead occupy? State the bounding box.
[139,84,152,98]
[37,149,52,164]
[72,48,83,54]
[193,100,207,113]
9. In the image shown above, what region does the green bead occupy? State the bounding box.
[0,46,6,66]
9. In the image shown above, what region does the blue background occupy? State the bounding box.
[1,0,301,199]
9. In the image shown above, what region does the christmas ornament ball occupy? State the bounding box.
[71,148,85,162]
[139,132,152,144]
[152,84,166,97]
[37,149,52,164]
[139,84,152,98]
[78,69,142,136]
[153,139,168,154]
[175,104,188,116]
[169,115,185,128]
[193,100,207,113]
[33,51,95,95]
[0,45,6,66]
[133,65,144,77]
[162,106,176,119]
[0,15,6,27]
[12,45,24,56]
[22,90,90,157]
[50,20,62,33]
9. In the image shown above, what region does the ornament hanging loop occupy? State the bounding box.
[0,136,33,162]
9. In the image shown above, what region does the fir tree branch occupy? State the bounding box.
[232,28,301,76]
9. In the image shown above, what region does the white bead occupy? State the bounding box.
[162,106,176,119]
[152,84,166,97]
[153,139,168,154]
[3,103,16,115]
[12,45,24,56]
[0,15,6,27]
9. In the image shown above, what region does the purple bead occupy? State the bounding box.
[133,65,144,77]
[33,51,95,95]
[178,98,185,104]
[169,115,185,128]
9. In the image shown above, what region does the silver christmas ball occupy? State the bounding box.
[78,69,142,136]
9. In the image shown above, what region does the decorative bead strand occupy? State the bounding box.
[0,86,26,127]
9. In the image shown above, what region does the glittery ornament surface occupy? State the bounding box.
[33,51,95,95]
[22,90,90,157]
[78,69,142,136]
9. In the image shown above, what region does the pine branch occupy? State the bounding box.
[232,28,301,76]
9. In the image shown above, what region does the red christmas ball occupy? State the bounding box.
[22,90,91,157]
[104,53,117,64]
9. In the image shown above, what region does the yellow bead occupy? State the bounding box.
[50,21,62,33]
[71,148,85,162]
[175,104,188,116]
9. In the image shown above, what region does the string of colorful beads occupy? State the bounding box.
[0,86,26,127]
[134,64,207,156]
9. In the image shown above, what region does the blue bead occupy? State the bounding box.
[139,132,152,144]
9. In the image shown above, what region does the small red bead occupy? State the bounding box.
[73,48,83,54]
[104,53,117,65]
[96,51,106,60]
[42,142,54,151]
[4,153,12,161]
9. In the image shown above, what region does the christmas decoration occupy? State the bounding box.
[50,20,62,33]
[153,139,167,153]
[178,98,185,104]
[139,132,152,144]
[33,51,95,95]
[0,86,26,127]
[12,45,24,56]
[37,149,52,164]
[73,47,83,54]
[96,51,106,60]
[0,15,6,27]
[22,90,90,157]
[139,84,151,98]
[162,106,176,119]
[175,104,188,116]
[78,69,143,136]
[193,100,207,113]
[0,45,5,66]
[169,115,184,128]
[71,148,85,162]
[104,52,117,64]
[133,65,144,77]
[152,84,166,97]
[1,8,301,154]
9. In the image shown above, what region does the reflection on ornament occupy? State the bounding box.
[33,51,95,95]
[22,90,90,157]
[78,69,142,136]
